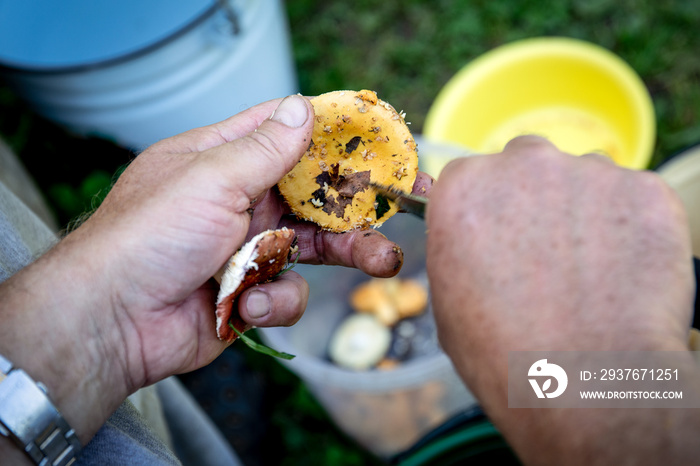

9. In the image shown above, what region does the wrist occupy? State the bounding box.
[0,234,131,443]
[0,354,82,464]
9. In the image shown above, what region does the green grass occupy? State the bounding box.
[1,0,700,464]
[4,0,700,222]
[288,0,700,168]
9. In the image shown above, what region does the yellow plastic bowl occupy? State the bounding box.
[424,37,655,170]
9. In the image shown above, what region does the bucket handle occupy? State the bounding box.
[216,0,241,36]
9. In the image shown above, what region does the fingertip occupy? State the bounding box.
[244,289,271,320]
[412,171,435,197]
[239,272,309,327]
[269,94,312,128]
[351,229,404,278]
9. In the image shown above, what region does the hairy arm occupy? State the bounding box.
[0,94,428,463]
[427,136,700,464]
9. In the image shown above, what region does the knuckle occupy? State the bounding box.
[632,171,687,231]
[580,151,615,165]
[636,171,679,207]
[432,155,481,198]
[518,143,564,168]
[504,135,561,157]
[245,129,287,168]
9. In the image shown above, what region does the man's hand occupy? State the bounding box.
[0,95,428,446]
[426,136,697,464]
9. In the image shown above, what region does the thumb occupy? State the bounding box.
[221,94,314,200]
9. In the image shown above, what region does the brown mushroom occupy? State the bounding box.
[215,228,296,342]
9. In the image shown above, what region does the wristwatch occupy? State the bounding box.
[0,353,82,465]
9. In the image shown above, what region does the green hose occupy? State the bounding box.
[397,418,519,466]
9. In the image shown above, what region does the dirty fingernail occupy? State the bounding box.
[247,290,271,319]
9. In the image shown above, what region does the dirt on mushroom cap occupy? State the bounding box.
[277,90,418,232]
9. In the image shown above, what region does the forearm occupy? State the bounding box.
[0,235,130,445]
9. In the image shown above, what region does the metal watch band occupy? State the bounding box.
[0,353,82,466]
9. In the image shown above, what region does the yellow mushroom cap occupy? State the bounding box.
[277,90,418,232]
[391,279,429,319]
[349,277,429,326]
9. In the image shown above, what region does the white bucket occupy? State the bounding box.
[0,0,298,150]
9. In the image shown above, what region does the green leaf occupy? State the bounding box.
[229,323,295,360]
[275,249,300,278]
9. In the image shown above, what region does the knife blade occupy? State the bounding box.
[369,182,428,219]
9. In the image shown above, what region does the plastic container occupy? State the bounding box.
[413,135,478,179]
[0,0,298,150]
[258,211,478,458]
[424,37,655,170]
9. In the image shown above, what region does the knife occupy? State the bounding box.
[369,182,428,219]
[376,184,700,326]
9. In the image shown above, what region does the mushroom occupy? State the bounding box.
[329,314,392,370]
[277,90,418,232]
[214,228,296,342]
[349,277,428,326]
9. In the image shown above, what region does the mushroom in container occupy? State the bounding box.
[329,277,429,370]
